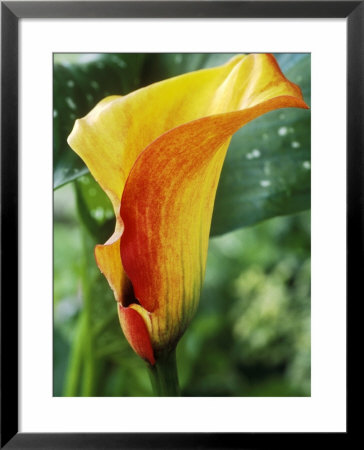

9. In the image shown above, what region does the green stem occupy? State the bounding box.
[147,349,180,396]
[63,312,86,396]
[73,182,97,396]
[79,226,96,396]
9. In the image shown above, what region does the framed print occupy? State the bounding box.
[1,1,359,448]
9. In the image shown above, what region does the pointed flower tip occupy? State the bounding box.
[67,94,124,154]
[66,118,80,147]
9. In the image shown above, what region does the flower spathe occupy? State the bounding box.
[68,54,308,365]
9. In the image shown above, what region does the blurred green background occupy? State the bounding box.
[53,53,311,397]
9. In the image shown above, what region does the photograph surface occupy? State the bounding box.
[53,53,311,397]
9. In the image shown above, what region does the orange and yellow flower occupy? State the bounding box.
[68,54,308,365]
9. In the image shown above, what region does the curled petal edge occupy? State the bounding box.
[117,303,155,365]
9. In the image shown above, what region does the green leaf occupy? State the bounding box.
[210,55,311,235]
[74,173,115,242]
[53,54,146,189]
[141,53,237,83]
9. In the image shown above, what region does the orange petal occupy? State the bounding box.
[120,95,308,352]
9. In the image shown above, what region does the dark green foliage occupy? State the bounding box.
[53,54,146,188]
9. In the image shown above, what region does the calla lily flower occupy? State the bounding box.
[68,54,308,366]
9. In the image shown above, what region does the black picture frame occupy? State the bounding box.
[1,1,359,448]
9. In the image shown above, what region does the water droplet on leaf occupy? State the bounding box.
[92,207,104,221]
[65,97,76,110]
[278,126,288,136]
